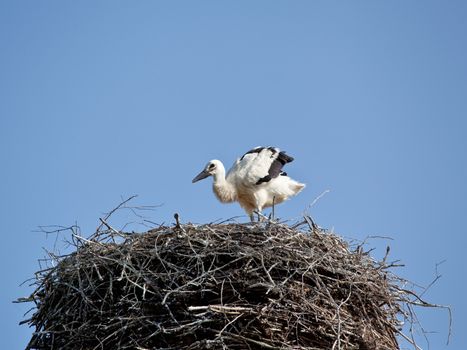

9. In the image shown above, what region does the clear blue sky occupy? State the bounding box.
[1,1,466,349]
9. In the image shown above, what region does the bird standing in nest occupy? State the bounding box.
[192,146,305,221]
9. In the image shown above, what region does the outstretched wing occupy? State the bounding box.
[255,149,293,184]
[227,147,294,186]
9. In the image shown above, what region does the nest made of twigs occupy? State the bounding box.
[21,219,423,350]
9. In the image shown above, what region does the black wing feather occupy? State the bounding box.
[256,150,294,185]
[240,147,265,160]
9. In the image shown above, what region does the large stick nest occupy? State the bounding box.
[21,219,424,349]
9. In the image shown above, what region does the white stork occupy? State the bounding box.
[192,146,305,221]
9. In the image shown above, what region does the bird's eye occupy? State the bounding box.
[209,163,216,170]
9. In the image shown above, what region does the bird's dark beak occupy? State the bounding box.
[192,170,210,183]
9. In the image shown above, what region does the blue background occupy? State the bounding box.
[1,1,465,349]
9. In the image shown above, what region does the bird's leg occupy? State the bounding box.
[255,206,261,222]
[271,196,276,221]
[254,198,265,222]
[254,210,268,222]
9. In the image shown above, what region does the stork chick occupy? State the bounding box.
[192,147,305,221]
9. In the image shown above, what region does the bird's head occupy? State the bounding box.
[192,160,222,183]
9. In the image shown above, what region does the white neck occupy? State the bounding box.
[212,162,237,203]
